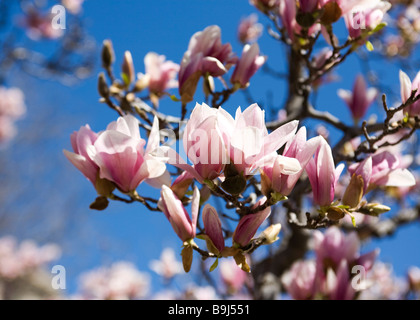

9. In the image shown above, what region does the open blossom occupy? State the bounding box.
[139,52,179,96]
[178,25,237,103]
[0,236,60,280]
[149,248,184,280]
[282,259,317,300]
[63,124,99,188]
[306,138,345,207]
[182,103,230,181]
[86,115,169,193]
[348,150,416,193]
[159,185,200,243]
[399,69,420,116]
[219,103,299,176]
[261,127,322,197]
[233,197,271,247]
[337,74,378,123]
[344,0,391,39]
[237,14,263,44]
[230,43,266,88]
[78,262,150,300]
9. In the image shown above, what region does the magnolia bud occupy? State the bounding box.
[360,203,391,216]
[95,176,115,197]
[320,1,342,25]
[342,174,364,209]
[181,243,193,273]
[121,51,135,86]
[97,72,109,98]
[260,223,281,245]
[326,206,345,221]
[101,39,115,69]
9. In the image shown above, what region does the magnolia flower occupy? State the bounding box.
[87,115,169,193]
[202,204,225,254]
[299,0,319,13]
[219,103,299,176]
[219,259,248,294]
[159,185,200,243]
[79,262,150,300]
[237,14,263,44]
[63,124,99,188]
[139,52,179,96]
[280,0,320,40]
[233,197,271,247]
[343,0,391,39]
[306,138,345,207]
[230,43,266,88]
[261,127,322,197]
[178,25,237,103]
[337,74,378,123]
[348,150,416,193]
[149,248,184,280]
[282,259,317,300]
[399,69,420,116]
[182,103,230,181]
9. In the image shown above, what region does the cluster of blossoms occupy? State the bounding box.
[61,0,420,300]
[76,261,151,300]
[0,87,26,144]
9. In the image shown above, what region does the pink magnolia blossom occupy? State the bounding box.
[219,103,299,176]
[306,138,345,207]
[348,150,416,193]
[282,259,317,300]
[178,25,237,103]
[140,52,179,95]
[0,236,60,280]
[87,115,169,193]
[79,261,150,300]
[182,103,230,181]
[279,0,320,40]
[343,0,391,39]
[202,204,225,254]
[299,0,319,13]
[219,259,248,294]
[64,124,99,188]
[261,127,322,196]
[237,14,263,44]
[149,248,184,280]
[230,43,266,88]
[233,197,271,247]
[399,69,420,116]
[337,74,378,123]
[159,185,200,242]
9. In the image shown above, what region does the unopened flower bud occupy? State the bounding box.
[326,206,345,221]
[97,72,109,98]
[122,51,135,86]
[260,223,281,245]
[360,203,391,216]
[101,39,115,69]
[95,176,115,197]
[320,1,342,25]
[342,174,364,209]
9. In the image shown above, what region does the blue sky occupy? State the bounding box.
[4,0,420,296]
